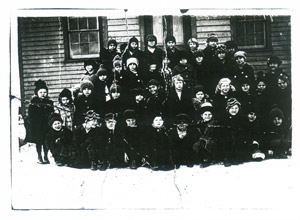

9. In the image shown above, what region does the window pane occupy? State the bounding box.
[69,18,78,30]
[81,43,89,55]
[69,33,79,43]
[237,35,245,46]
[236,22,245,34]
[88,17,97,29]
[90,42,99,54]
[70,44,80,55]
[89,32,99,42]
[256,35,265,45]
[79,18,88,30]
[246,35,255,45]
[246,23,254,34]
[255,22,264,33]
[80,32,89,43]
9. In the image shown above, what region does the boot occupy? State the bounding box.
[43,156,50,164]
[90,160,97,171]
[37,155,44,164]
[130,160,137,169]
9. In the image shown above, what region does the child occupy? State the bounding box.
[72,110,101,170]
[186,38,199,68]
[93,65,111,106]
[105,84,125,122]
[192,84,211,121]
[45,113,73,166]
[111,55,125,86]
[127,87,147,125]
[165,75,194,126]
[143,112,172,170]
[172,50,195,89]
[265,56,284,91]
[213,78,236,121]
[262,106,291,159]
[224,40,238,66]
[214,44,231,80]
[236,78,256,116]
[164,35,181,70]
[145,79,166,118]
[99,39,120,72]
[144,34,164,70]
[26,79,54,164]
[229,51,255,91]
[168,113,200,168]
[73,80,99,126]
[122,36,145,70]
[55,88,75,131]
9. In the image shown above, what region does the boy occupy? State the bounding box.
[265,56,284,91]
[122,36,145,70]
[168,113,199,168]
[145,79,166,118]
[105,84,125,122]
[99,39,120,72]
[45,113,73,166]
[164,35,181,70]
[127,87,147,125]
[26,79,54,164]
[186,38,199,68]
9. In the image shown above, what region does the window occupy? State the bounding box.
[233,16,271,49]
[67,17,101,59]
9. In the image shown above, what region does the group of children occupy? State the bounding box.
[24,34,292,170]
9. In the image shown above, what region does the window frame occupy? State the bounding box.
[231,15,272,51]
[62,16,105,62]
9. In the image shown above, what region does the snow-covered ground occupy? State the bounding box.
[7,143,299,219]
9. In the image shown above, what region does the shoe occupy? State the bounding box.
[252,150,265,161]
[43,157,50,164]
[56,162,63,166]
[98,162,107,171]
[130,160,137,169]
[90,161,97,171]
[37,156,44,164]
[200,162,210,168]
[224,161,232,167]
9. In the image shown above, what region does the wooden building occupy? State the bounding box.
[18,14,291,114]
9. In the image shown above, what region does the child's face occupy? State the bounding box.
[195,56,203,64]
[149,85,159,95]
[228,104,239,116]
[208,41,217,48]
[189,42,197,51]
[241,83,250,93]
[130,42,138,50]
[152,116,164,128]
[61,97,70,105]
[174,79,183,90]
[179,59,188,65]
[278,79,288,90]
[148,40,156,48]
[99,74,107,81]
[257,81,266,92]
[195,91,205,100]
[177,123,188,132]
[167,41,175,49]
[129,63,137,72]
[202,111,212,122]
[105,119,117,130]
[269,62,279,71]
[135,94,144,102]
[220,82,230,94]
[218,52,226,60]
[86,118,98,129]
[235,56,246,66]
[52,120,62,131]
[273,117,283,127]
[37,89,47,99]
[82,88,92,97]
[108,43,116,51]
[248,112,257,122]
[114,66,121,73]
[85,64,94,74]
[111,92,120,99]
[126,118,136,127]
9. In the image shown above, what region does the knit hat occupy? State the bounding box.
[84,110,100,122]
[226,98,241,112]
[224,40,238,50]
[59,88,72,103]
[34,79,48,95]
[123,109,137,120]
[234,51,247,60]
[97,64,108,76]
[104,112,116,121]
[187,38,199,47]
[194,84,205,94]
[112,55,122,68]
[148,79,160,87]
[199,102,213,114]
[267,56,282,66]
[110,83,122,93]
[126,57,139,68]
[107,39,117,47]
[165,35,176,44]
[216,44,227,54]
[80,80,94,92]
[48,113,63,127]
[174,113,192,125]
[129,36,139,44]
[206,33,218,43]
[269,106,284,119]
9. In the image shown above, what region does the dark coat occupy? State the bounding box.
[144,47,164,70]
[26,96,54,144]
[212,90,236,121]
[172,63,195,89]
[99,48,120,72]
[228,63,255,91]
[165,47,181,70]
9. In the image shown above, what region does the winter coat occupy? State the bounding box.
[212,90,236,121]
[119,70,146,95]
[172,63,195,89]
[54,103,75,131]
[99,48,120,72]
[145,91,166,119]
[165,47,181,70]
[26,96,54,144]
[144,47,164,70]
[228,63,255,91]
